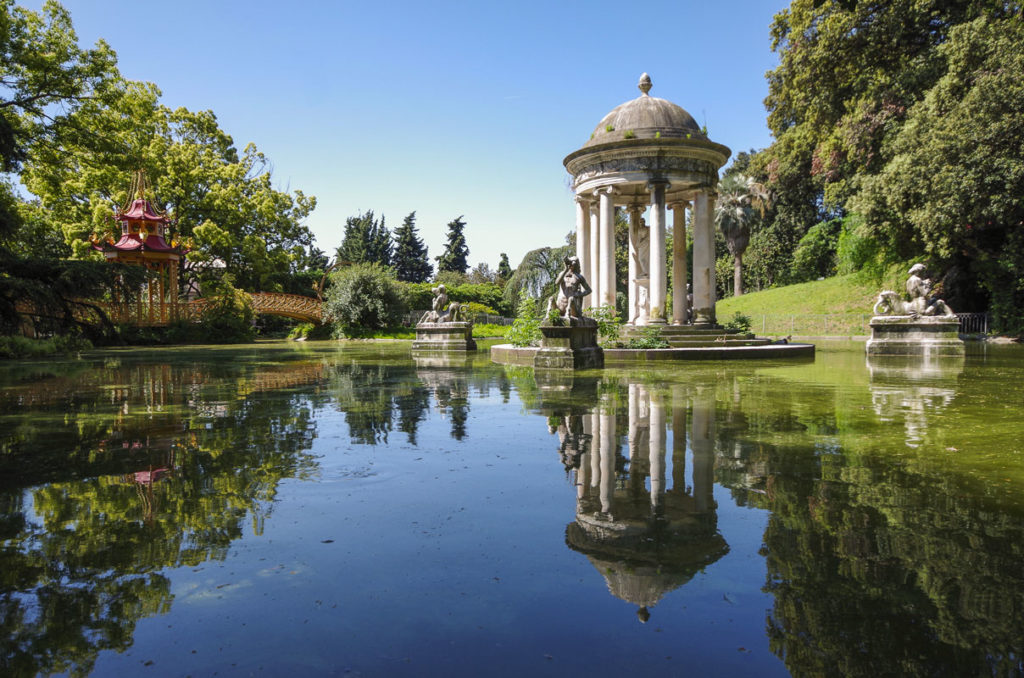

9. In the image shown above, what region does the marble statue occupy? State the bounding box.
[873,264,954,317]
[546,256,594,324]
[419,284,467,324]
[630,218,650,278]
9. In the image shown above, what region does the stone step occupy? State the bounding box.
[665,338,772,348]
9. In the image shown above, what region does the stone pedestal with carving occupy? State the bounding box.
[534,323,603,370]
[412,322,477,352]
[866,316,964,356]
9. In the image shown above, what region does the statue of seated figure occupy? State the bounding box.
[545,256,594,325]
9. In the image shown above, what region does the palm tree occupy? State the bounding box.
[715,175,770,296]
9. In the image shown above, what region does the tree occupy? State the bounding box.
[335,210,390,268]
[852,15,1024,331]
[758,0,1020,306]
[436,215,469,274]
[715,175,768,296]
[497,253,513,285]
[21,79,317,296]
[322,262,406,335]
[0,0,151,338]
[468,262,496,284]
[391,211,432,282]
[501,244,572,309]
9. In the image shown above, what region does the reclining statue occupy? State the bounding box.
[419,284,468,324]
[873,264,954,317]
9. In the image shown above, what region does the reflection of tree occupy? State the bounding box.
[713,365,1024,677]
[0,359,322,678]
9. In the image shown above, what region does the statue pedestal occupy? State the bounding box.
[534,323,603,370]
[866,316,964,356]
[412,322,477,352]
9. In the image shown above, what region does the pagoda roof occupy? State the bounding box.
[98,231,180,254]
[116,198,171,224]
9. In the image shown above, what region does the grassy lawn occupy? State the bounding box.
[716,267,906,336]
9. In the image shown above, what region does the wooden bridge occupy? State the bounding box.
[185,293,323,324]
[16,292,324,330]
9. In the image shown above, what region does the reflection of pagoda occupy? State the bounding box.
[95,171,181,325]
[554,383,728,621]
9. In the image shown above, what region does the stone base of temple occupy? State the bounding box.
[534,324,604,370]
[866,316,964,356]
[411,322,477,352]
[619,324,769,348]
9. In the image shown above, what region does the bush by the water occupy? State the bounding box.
[324,263,407,336]
[0,333,92,359]
[507,293,541,347]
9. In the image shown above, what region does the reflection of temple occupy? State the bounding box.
[554,383,728,620]
[867,354,964,447]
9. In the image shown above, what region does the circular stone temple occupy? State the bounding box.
[563,73,730,326]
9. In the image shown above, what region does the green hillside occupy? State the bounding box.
[715,267,906,336]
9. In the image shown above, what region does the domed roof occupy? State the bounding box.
[584,73,703,147]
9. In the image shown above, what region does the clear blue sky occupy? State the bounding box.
[42,0,784,271]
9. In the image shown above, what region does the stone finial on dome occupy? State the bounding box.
[638,73,652,96]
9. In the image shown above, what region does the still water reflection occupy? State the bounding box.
[1,342,1023,676]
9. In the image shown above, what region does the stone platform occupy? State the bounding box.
[491,341,814,365]
[411,322,477,352]
[866,316,964,356]
[619,324,772,347]
[534,324,603,370]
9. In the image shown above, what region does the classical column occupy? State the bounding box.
[628,205,643,325]
[691,388,715,514]
[576,195,592,308]
[597,187,616,311]
[692,191,717,326]
[589,202,600,309]
[670,384,687,493]
[599,406,616,515]
[649,390,666,512]
[648,181,668,323]
[671,201,689,324]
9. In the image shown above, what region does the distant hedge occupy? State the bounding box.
[398,282,510,316]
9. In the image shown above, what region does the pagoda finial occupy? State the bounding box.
[638,73,652,96]
[123,169,151,211]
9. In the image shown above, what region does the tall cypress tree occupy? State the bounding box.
[391,212,432,282]
[336,210,391,266]
[497,252,513,283]
[436,215,469,275]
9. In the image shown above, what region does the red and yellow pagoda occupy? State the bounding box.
[95,171,182,325]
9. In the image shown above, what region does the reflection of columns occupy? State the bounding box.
[671,385,687,492]
[589,412,601,491]
[576,196,592,309]
[671,202,689,325]
[691,390,715,513]
[589,202,600,309]
[578,414,593,499]
[649,391,666,510]
[648,182,668,323]
[628,206,642,326]
[597,187,616,311]
[692,191,717,327]
[599,406,616,514]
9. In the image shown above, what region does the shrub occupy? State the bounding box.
[324,263,406,337]
[194,280,256,343]
[626,326,669,349]
[723,312,752,332]
[0,333,91,359]
[398,281,508,316]
[287,322,332,340]
[836,214,883,278]
[507,293,542,347]
[586,304,621,343]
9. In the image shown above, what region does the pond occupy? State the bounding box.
[1,340,1023,677]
